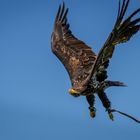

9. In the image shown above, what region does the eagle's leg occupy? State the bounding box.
[86,94,96,118]
[98,91,114,121]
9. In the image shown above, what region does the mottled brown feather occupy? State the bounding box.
[51,3,97,91]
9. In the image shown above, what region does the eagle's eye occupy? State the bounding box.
[68,88,80,97]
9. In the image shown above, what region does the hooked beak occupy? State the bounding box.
[68,88,80,97]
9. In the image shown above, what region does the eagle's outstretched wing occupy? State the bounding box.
[90,0,140,82]
[51,3,97,91]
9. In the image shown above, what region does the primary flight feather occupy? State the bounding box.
[51,0,140,123]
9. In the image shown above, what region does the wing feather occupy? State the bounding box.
[51,3,97,91]
[90,0,140,82]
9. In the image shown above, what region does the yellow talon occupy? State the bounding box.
[108,112,114,121]
[90,110,96,118]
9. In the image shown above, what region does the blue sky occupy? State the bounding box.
[0,0,140,140]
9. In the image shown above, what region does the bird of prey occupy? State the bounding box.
[51,0,140,123]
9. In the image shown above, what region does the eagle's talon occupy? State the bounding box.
[89,107,96,118]
[108,112,114,121]
[106,108,114,121]
[90,110,96,118]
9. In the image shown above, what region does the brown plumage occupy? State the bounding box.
[51,0,140,123]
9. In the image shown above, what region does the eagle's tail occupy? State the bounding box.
[106,80,126,87]
[101,80,126,90]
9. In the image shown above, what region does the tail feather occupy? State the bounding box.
[100,80,127,91]
[106,81,127,87]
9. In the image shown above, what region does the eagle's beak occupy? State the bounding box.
[68,88,80,97]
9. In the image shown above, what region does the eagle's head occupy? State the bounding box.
[68,88,81,97]
[69,84,88,97]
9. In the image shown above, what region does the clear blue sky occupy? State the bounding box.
[0,0,140,140]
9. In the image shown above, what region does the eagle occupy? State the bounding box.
[51,0,140,123]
